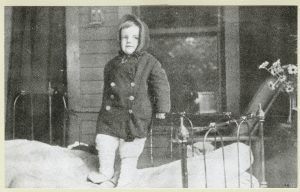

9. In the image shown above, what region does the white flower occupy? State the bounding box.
[268,81,276,90]
[260,59,297,93]
[285,84,294,93]
[279,75,287,82]
[287,64,298,74]
[272,59,281,67]
[259,61,269,69]
[273,66,279,74]
[270,68,277,76]
[271,61,283,74]
[277,66,284,73]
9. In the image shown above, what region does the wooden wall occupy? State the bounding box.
[65,6,240,145]
[66,7,132,145]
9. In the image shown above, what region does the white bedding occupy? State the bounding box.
[5,139,259,188]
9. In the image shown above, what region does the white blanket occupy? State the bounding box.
[5,139,259,188]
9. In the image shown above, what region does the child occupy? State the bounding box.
[87,14,171,188]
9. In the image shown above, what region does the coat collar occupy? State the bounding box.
[117,52,148,98]
[118,50,146,63]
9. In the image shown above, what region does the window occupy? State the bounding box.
[136,6,224,114]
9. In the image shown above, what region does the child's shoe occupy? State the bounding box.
[87,171,110,184]
[99,180,116,188]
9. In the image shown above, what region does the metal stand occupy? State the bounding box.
[257,104,268,188]
[48,82,54,144]
[179,114,189,188]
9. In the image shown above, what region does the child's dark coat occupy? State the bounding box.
[96,15,170,141]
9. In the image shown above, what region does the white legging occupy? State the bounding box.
[95,134,146,182]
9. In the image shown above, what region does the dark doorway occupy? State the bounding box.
[6,7,67,146]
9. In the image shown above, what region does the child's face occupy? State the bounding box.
[121,25,140,55]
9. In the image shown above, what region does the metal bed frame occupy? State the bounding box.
[12,82,80,147]
[168,104,268,188]
[12,80,280,188]
[147,84,281,188]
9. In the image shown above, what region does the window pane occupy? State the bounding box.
[140,6,219,28]
[148,35,219,113]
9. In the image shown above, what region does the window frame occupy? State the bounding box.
[134,6,226,114]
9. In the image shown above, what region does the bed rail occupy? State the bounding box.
[12,82,80,147]
[172,104,267,188]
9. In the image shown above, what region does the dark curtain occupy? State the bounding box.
[6,7,67,145]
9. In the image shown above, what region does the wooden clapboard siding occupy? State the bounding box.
[68,115,81,144]
[79,6,118,15]
[67,7,132,145]
[80,26,118,40]
[67,112,98,144]
[81,81,103,94]
[80,120,97,135]
[80,53,115,68]
[80,68,104,81]
[81,94,102,108]
[80,40,119,54]
[80,134,97,144]
[79,67,105,110]
[78,6,118,115]
[79,10,119,27]
[81,107,100,113]
[79,112,99,121]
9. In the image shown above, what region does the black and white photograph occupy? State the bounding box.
[4,4,298,189]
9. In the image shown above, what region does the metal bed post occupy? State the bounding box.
[244,119,254,188]
[179,113,189,188]
[170,120,173,160]
[250,88,281,136]
[236,120,242,188]
[13,90,35,140]
[235,116,254,188]
[61,94,81,147]
[257,104,268,187]
[246,119,254,188]
[150,128,154,166]
[30,93,34,140]
[203,126,227,188]
[12,91,26,139]
[147,117,154,166]
[48,82,54,145]
[62,108,67,147]
[62,94,68,147]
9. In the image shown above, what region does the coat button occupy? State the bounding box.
[130,82,135,87]
[110,82,116,87]
[129,96,135,101]
[128,109,133,114]
[110,95,115,99]
[106,105,111,111]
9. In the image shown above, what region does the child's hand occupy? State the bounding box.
[155,113,166,119]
